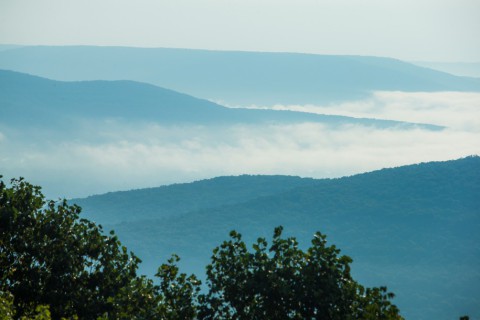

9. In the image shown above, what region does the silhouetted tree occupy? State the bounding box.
[0,177,185,319]
[198,227,403,319]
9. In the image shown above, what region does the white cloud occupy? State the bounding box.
[237,91,480,132]
[1,91,479,199]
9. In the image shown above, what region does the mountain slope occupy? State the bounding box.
[74,175,318,225]
[412,61,480,78]
[0,46,479,105]
[0,69,440,129]
[73,156,480,320]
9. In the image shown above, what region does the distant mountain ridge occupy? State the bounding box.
[413,61,480,78]
[0,45,478,105]
[0,69,441,129]
[73,156,480,320]
[74,175,318,225]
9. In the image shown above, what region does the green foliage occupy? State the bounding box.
[199,226,403,320]
[19,305,52,320]
[155,255,201,319]
[1,176,405,319]
[1,291,15,319]
[1,292,53,320]
[0,177,163,319]
[354,287,402,320]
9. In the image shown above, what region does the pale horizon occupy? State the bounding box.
[1,0,479,63]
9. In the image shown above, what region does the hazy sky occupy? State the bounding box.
[0,0,479,62]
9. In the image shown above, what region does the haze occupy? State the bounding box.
[1,1,480,197]
[2,91,479,198]
[1,0,479,62]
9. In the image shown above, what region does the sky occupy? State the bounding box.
[0,0,479,62]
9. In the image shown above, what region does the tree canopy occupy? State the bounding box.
[198,227,402,320]
[1,176,406,319]
[1,177,140,318]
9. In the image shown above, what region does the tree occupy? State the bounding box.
[0,176,203,319]
[198,226,403,320]
[155,254,201,319]
[0,177,155,319]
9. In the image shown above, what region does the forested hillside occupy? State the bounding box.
[74,175,318,225]
[74,156,480,320]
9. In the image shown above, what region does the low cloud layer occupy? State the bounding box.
[238,91,480,131]
[1,91,479,199]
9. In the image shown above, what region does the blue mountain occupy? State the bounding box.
[0,46,478,105]
[0,69,438,129]
[72,156,480,320]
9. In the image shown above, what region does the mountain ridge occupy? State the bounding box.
[0,69,442,129]
[1,45,478,105]
[72,156,480,320]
